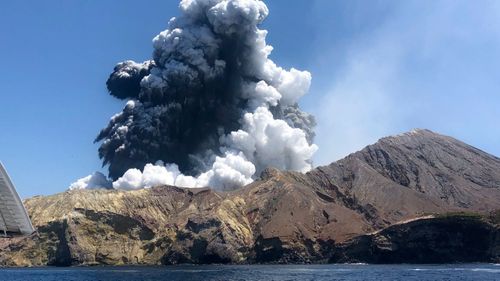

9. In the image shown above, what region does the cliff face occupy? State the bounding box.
[1,129,499,266]
[1,187,252,266]
[333,213,500,264]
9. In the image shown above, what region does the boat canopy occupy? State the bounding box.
[0,162,34,235]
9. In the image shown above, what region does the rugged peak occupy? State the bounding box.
[406,128,435,135]
[259,167,282,181]
[329,128,500,211]
[366,129,499,165]
[399,128,435,136]
[403,128,445,139]
[379,128,450,146]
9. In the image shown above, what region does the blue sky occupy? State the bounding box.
[1,0,499,198]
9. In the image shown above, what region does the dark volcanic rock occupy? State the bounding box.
[332,214,500,264]
[0,129,499,266]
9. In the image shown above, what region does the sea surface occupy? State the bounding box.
[0,264,499,281]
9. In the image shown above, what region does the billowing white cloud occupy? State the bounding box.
[69,172,112,190]
[225,107,317,174]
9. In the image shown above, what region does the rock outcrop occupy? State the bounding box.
[332,212,500,263]
[1,129,499,266]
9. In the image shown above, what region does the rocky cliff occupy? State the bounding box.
[1,129,499,266]
[333,212,500,263]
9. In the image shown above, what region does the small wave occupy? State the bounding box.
[346,263,368,266]
[409,267,499,273]
[168,269,224,273]
[285,268,354,273]
[104,270,140,273]
[470,268,500,273]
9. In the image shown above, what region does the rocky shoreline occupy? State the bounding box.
[0,204,498,266]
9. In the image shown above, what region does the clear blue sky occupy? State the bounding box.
[1,0,499,198]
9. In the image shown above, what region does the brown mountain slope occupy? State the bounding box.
[308,129,500,223]
[0,129,499,265]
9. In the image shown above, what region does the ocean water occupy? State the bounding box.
[0,264,499,281]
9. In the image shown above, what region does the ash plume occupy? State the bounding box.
[74,0,317,191]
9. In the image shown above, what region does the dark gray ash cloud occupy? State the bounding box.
[76,0,317,191]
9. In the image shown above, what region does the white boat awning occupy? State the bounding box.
[0,162,34,235]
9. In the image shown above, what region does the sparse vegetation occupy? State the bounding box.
[488,210,500,225]
[435,211,484,220]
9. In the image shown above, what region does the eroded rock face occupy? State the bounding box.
[1,129,499,265]
[308,129,500,223]
[332,214,500,264]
